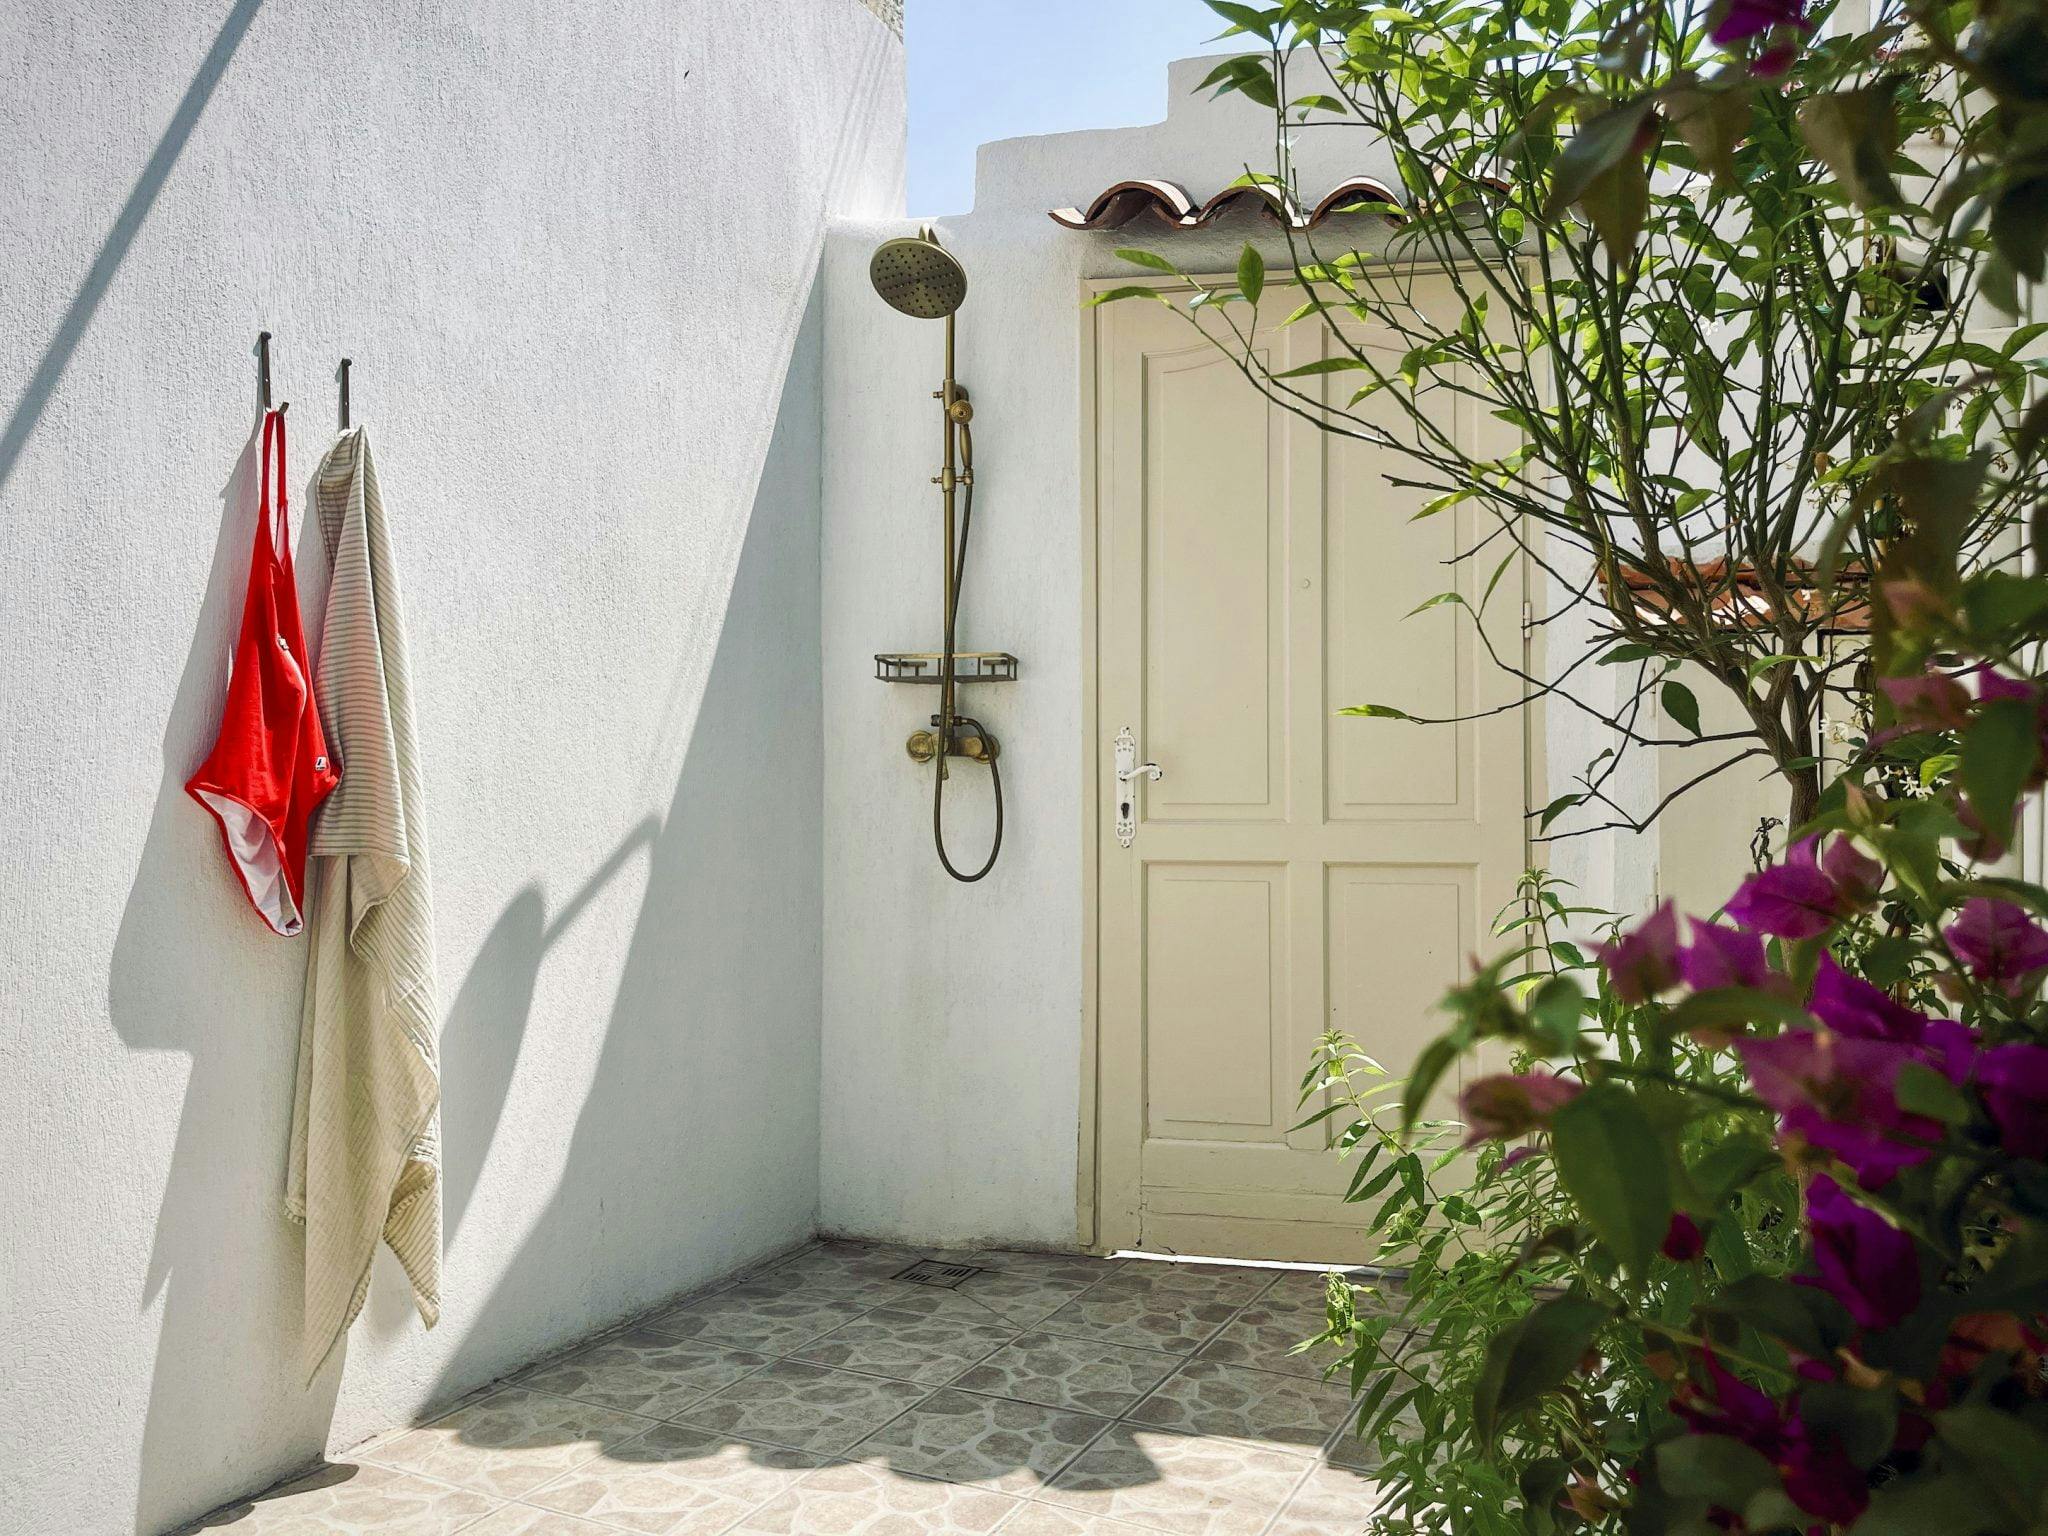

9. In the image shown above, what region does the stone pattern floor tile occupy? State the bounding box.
[181,1243,1416,1536]
[881,1269,1099,1330]
[175,1461,499,1534]
[519,1328,770,1419]
[1195,1278,1349,1382]
[647,1285,869,1355]
[1043,1423,1314,1536]
[995,1506,1161,1535]
[952,1332,1183,1417]
[670,1360,929,1454]
[364,1388,659,1500]
[846,1387,1111,1492]
[526,1422,824,1533]
[730,1460,1019,1534]
[792,1306,1014,1385]
[1115,1263,1277,1305]
[1125,1360,1354,1454]
[1265,1461,1389,1535]
[1037,1276,1249,1355]
[455,1507,619,1536]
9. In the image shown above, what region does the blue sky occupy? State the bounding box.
[906,0,1228,217]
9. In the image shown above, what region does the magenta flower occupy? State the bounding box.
[1672,1351,1785,1451]
[1945,899,2048,998]
[1821,837,1883,909]
[1800,1174,1921,1330]
[1878,671,1973,733]
[1748,39,1803,76]
[1679,919,1773,992]
[1710,0,1809,43]
[1779,1431,1871,1526]
[1737,1029,1945,1187]
[1977,1043,2048,1161]
[1599,900,1682,1003]
[1459,1072,1581,1146]
[1671,1353,1869,1525]
[1808,953,1931,1044]
[1975,665,2035,705]
[1725,837,1844,939]
[1661,1212,1705,1262]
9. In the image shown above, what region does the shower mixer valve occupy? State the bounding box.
[906,720,999,765]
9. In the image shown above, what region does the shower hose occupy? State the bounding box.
[935,418,1003,883]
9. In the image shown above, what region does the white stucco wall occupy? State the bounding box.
[817,56,1646,1248]
[0,6,903,1534]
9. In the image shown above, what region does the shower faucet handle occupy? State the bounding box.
[1113,726,1162,849]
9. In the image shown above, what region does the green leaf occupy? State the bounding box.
[1202,0,1277,39]
[1544,97,1654,217]
[1400,1037,1459,1131]
[1934,1404,2048,1521]
[1655,1434,1778,1507]
[1709,1273,1848,1359]
[1797,86,1903,211]
[1472,1292,1612,1448]
[1085,285,1174,309]
[1577,152,1650,261]
[1745,654,1820,685]
[1659,986,1815,1041]
[1528,975,1585,1053]
[1662,80,1749,185]
[1537,793,1584,832]
[1339,703,1416,719]
[1272,356,1371,379]
[1894,1061,1971,1125]
[1991,177,2048,284]
[1961,697,2041,840]
[1599,642,1659,664]
[1663,681,1703,737]
[1549,1083,1672,1275]
[1858,1473,1987,1536]
[1113,248,1180,274]
[1237,243,1265,307]
[1800,1381,1899,1470]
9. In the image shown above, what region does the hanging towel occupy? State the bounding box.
[287,424,442,1379]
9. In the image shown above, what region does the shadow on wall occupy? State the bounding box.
[109,416,350,1535]
[0,0,265,498]
[111,286,828,1534]
[412,286,828,1405]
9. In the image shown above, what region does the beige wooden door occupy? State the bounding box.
[1089,276,1528,1263]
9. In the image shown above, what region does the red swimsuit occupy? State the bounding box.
[187,408,340,935]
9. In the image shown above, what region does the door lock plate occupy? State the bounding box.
[1113,726,1162,848]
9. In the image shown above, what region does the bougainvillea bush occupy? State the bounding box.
[1324,689,2048,1531]
[1300,875,1803,1535]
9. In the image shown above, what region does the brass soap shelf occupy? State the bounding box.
[874,651,1019,684]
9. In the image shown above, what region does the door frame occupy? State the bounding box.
[1073,269,1543,1254]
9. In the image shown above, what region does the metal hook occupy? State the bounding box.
[339,356,352,429]
[256,330,287,415]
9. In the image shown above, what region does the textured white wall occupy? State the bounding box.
[0,5,902,1533]
[818,56,1645,1247]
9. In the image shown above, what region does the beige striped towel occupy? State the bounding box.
[287,424,441,1379]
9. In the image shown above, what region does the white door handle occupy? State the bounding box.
[1114,726,1162,848]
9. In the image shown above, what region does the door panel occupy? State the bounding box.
[1145,346,1287,821]
[1144,864,1284,1135]
[1327,863,1472,1121]
[1092,279,1527,1263]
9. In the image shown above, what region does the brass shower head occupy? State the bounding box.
[870,233,967,320]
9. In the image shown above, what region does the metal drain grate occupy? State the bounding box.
[892,1259,984,1289]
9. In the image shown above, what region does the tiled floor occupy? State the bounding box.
[178,1241,1407,1536]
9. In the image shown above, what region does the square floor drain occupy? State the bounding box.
[892,1259,984,1289]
